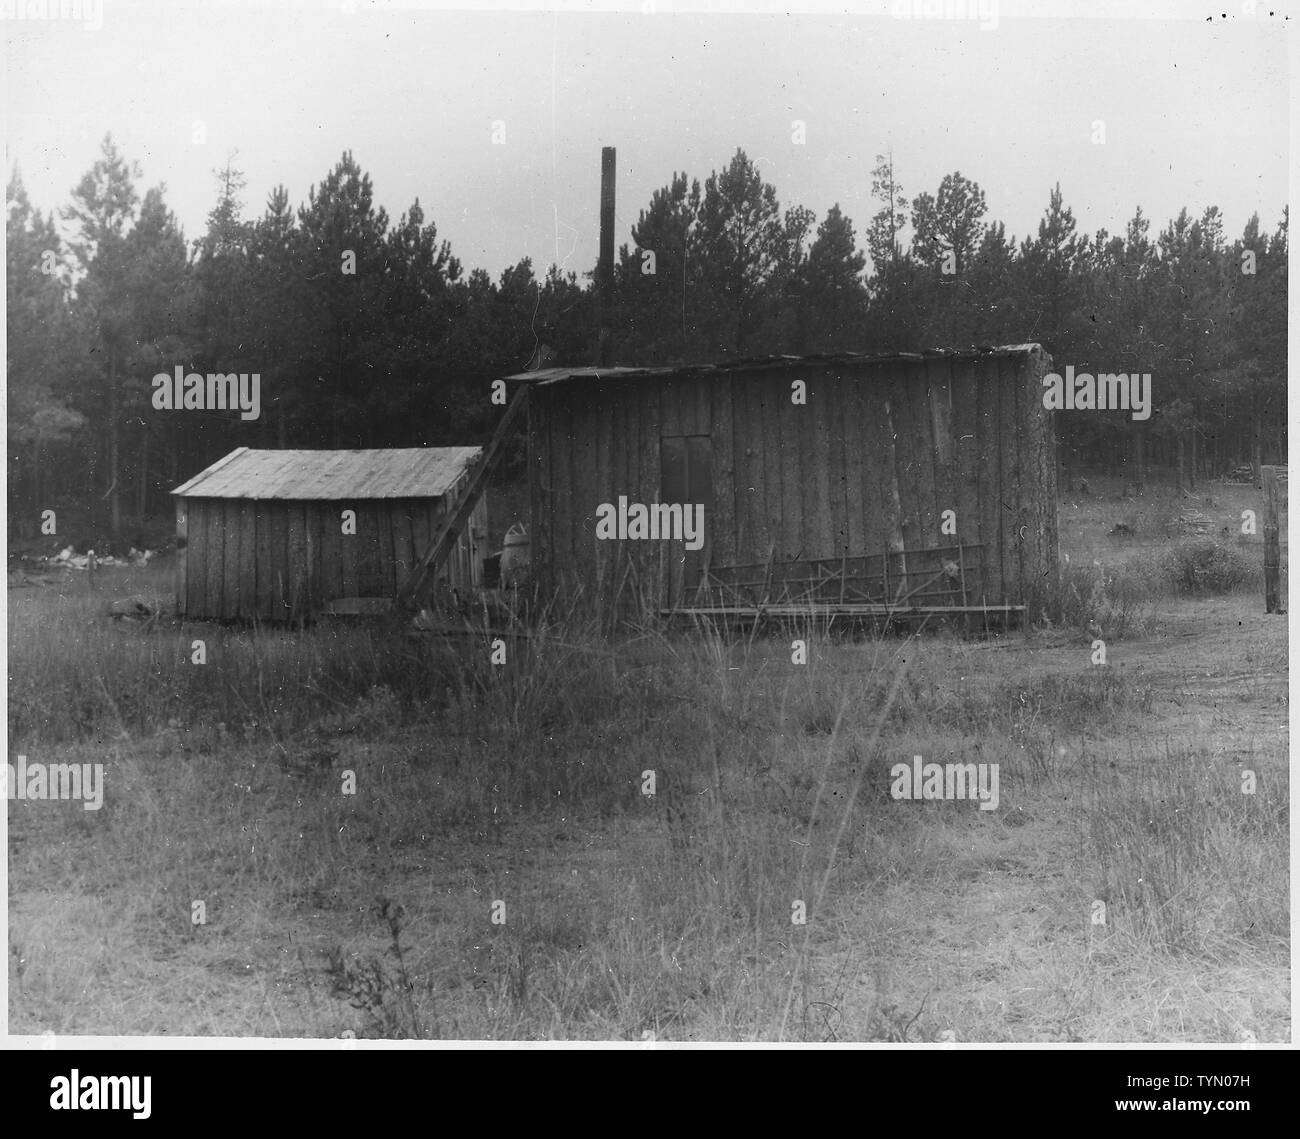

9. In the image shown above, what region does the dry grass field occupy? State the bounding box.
[6,475,1289,1041]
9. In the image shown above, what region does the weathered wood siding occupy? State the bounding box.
[176,481,486,620]
[526,351,1056,611]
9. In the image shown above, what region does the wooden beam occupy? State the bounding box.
[663,603,1024,618]
[398,383,531,609]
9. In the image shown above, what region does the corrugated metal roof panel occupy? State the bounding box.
[172,447,481,500]
[503,344,1045,386]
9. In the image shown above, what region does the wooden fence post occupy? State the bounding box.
[1262,465,1283,614]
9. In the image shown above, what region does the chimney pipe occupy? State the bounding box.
[597,146,616,364]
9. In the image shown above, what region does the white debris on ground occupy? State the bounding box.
[8,545,160,587]
[43,546,156,570]
[1224,465,1288,485]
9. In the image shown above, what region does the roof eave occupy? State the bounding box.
[170,446,483,500]
[503,343,1045,386]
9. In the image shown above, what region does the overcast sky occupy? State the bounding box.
[2,1,1291,280]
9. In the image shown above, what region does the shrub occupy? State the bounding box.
[1163,538,1256,595]
[1037,557,1161,637]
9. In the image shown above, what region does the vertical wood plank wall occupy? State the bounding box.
[1020,348,1058,606]
[176,480,486,620]
[528,352,1058,612]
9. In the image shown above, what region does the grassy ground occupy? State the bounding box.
[6,474,1289,1041]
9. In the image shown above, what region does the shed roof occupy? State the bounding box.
[504,343,1045,387]
[171,447,481,500]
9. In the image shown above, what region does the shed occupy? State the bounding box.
[505,345,1058,619]
[171,447,487,621]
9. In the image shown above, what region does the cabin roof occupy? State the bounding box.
[171,446,482,500]
[503,343,1045,387]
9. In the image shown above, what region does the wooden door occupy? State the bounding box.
[660,434,713,607]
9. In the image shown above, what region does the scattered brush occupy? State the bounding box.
[103,595,159,629]
[1162,538,1256,595]
[321,896,427,1039]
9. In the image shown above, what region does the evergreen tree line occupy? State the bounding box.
[6,135,1287,541]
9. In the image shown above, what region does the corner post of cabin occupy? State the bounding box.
[174,496,188,617]
[1039,347,1061,601]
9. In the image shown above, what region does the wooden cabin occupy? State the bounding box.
[171,447,487,621]
[505,345,1059,619]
